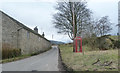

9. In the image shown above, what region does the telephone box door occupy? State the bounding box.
[75,37,82,53]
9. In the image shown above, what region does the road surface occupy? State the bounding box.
[2,46,59,71]
[0,64,2,72]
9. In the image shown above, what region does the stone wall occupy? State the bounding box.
[2,11,20,49]
[1,11,51,55]
[19,29,51,54]
[0,11,2,59]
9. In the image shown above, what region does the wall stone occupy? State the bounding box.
[1,11,51,55]
[2,11,20,49]
[0,11,2,60]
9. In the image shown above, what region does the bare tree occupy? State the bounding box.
[94,16,112,36]
[53,1,92,40]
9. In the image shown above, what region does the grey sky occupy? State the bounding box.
[0,0,119,43]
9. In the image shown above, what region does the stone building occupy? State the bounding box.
[0,11,51,55]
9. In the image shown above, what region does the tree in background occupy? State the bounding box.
[53,1,114,51]
[53,1,92,40]
[83,16,113,38]
[94,16,113,37]
[88,16,113,50]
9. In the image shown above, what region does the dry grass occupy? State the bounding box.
[2,43,21,59]
[1,54,31,64]
[59,44,118,71]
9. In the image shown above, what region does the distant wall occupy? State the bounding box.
[19,29,51,54]
[1,11,51,55]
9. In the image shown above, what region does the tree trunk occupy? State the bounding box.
[72,2,76,52]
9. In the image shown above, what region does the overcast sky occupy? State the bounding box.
[0,0,119,43]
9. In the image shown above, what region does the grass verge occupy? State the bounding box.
[1,47,52,64]
[59,44,118,71]
[1,54,31,64]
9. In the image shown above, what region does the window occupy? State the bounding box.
[39,37,41,41]
[27,31,30,39]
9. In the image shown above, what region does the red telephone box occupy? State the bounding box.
[74,37,82,53]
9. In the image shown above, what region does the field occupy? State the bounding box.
[59,44,118,71]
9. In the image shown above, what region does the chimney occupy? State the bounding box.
[34,26,38,33]
[42,32,45,37]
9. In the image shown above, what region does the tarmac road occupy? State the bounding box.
[2,46,59,71]
[0,64,2,72]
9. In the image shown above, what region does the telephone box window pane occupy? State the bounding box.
[77,40,80,52]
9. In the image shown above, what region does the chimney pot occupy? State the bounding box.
[34,26,38,33]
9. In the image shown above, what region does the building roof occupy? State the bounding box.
[0,10,50,42]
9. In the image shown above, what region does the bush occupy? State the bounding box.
[114,40,120,48]
[82,35,115,50]
[2,43,21,59]
[82,37,98,50]
[97,37,113,50]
